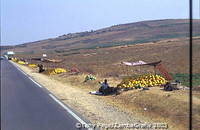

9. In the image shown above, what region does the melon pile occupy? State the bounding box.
[11,58,18,62]
[11,58,26,65]
[44,68,67,75]
[17,61,26,65]
[117,74,167,88]
[28,64,37,68]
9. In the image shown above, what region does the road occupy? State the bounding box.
[1,59,88,130]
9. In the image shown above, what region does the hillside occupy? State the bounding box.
[7,19,200,55]
[4,19,200,75]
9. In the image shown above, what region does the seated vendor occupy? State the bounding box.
[99,79,110,94]
[38,64,45,73]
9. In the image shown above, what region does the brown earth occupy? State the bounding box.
[14,36,200,76]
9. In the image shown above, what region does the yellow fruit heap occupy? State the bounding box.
[11,58,18,62]
[54,68,67,74]
[18,61,26,65]
[44,68,67,75]
[28,64,37,68]
[117,74,167,88]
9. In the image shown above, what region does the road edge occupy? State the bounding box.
[9,60,93,130]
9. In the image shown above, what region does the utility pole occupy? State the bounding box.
[189,0,193,130]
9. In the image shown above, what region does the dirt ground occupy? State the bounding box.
[12,61,200,130]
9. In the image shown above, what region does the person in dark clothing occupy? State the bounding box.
[98,79,120,95]
[38,64,45,73]
[164,82,173,91]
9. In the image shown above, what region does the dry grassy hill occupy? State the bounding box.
[7,19,200,55]
[4,19,200,80]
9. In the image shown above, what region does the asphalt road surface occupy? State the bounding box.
[1,59,88,130]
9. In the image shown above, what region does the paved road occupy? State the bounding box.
[1,59,87,130]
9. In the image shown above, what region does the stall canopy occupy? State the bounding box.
[121,60,172,80]
[122,60,147,66]
[121,60,161,67]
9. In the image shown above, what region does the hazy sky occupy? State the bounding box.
[1,0,199,45]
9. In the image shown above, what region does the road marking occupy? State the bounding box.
[12,63,28,76]
[18,68,28,76]
[11,62,43,88]
[49,94,91,129]
[28,77,43,88]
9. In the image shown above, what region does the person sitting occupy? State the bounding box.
[164,82,173,91]
[37,64,45,73]
[99,79,110,95]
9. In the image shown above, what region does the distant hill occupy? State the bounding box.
[4,19,200,74]
[0,46,14,55]
[4,19,200,55]
[0,45,14,50]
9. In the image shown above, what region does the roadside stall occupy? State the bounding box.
[118,60,173,89]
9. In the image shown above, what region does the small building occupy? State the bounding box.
[4,51,15,60]
[7,51,15,55]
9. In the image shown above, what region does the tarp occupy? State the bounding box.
[155,63,173,80]
[122,60,147,66]
[121,60,162,66]
[121,60,172,80]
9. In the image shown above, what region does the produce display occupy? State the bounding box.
[28,64,37,68]
[117,74,167,88]
[11,57,18,62]
[84,74,96,82]
[54,68,67,74]
[17,61,26,65]
[44,68,67,75]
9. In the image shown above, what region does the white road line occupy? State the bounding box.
[19,68,27,76]
[14,64,28,76]
[11,62,42,88]
[49,94,91,129]
[28,77,43,88]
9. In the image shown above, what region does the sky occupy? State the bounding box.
[1,0,199,45]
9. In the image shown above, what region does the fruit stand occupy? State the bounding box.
[118,60,172,88]
[117,74,167,88]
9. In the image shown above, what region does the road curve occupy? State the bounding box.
[1,59,87,130]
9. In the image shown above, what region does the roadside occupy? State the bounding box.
[11,61,200,130]
[11,61,144,125]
